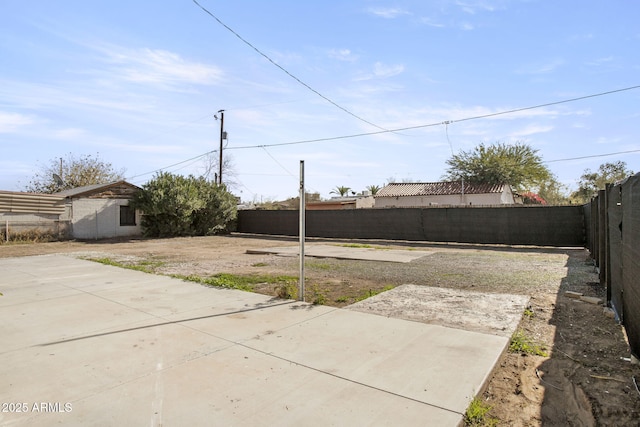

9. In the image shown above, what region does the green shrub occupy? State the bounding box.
[131,172,237,237]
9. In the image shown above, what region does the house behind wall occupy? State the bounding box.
[374,182,517,207]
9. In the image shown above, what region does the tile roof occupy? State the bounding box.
[375,181,507,197]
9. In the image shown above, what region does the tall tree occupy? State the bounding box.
[537,176,570,205]
[199,151,238,190]
[570,161,634,204]
[366,185,381,195]
[443,142,551,191]
[330,186,351,197]
[25,153,125,193]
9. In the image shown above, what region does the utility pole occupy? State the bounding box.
[217,109,225,185]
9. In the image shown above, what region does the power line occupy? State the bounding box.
[450,84,640,124]
[127,84,640,180]
[261,146,297,178]
[126,150,216,180]
[545,149,640,163]
[226,84,640,151]
[192,0,390,132]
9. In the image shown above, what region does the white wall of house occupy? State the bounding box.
[374,192,510,208]
[356,196,375,208]
[68,198,141,239]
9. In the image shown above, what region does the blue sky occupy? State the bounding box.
[1,0,639,201]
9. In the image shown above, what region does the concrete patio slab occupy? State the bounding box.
[0,254,510,426]
[348,284,530,338]
[247,244,432,263]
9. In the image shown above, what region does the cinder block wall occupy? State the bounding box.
[71,199,141,239]
[238,205,585,247]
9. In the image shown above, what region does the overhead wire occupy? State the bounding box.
[544,149,640,163]
[127,84,640,181]
[226,84,640,150]
[261,147,297,178]
[450,84,640,124]
[126,150,216,181]
[191,0,391,132]
[444,121,454,155]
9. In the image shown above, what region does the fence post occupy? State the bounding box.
[598,189,607,285]
[5,220,8,243]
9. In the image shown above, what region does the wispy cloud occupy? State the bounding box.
[456,1,497,14]
[328,48,358,62]
[419,17,446,28]
[99,45,223,88]
[516,58,565,74]
[0,111,34,133]
[585,56,615,67]
[367,7,410,19]
[354,62,405,81]
[52,128,87,140]
[585,55,621,72]
[569,33,594,42]
[509,124,554,137]
[373,62,405,78]
[459,22,475,31]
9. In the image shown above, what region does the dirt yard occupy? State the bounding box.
[1,234,639,426]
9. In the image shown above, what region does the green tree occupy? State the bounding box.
[570,161,634,204]
[366,185,381,195]
[537,177,570,205]
[131,172,237,237]
[330,186,351,197]
[444,142,551,191]
[25,153,125,193]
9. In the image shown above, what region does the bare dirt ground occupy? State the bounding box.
[1,234,639,426]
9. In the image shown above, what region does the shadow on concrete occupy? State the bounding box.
[40,299,300,347]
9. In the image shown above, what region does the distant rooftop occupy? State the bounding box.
[375,182,508,197]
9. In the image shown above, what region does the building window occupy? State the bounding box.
[119,205,136,226]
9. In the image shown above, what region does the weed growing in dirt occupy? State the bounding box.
[180,273,254,291]
[251,262,268,267]
[337,243,390,250]
[306,261,333,270]
[509,330,548,357]
[310,284,327,305]
[1,229,58,244]
[88,257,166,273]
[354,285,394,302]
[523,306,535,318]
[175,273,297,293]
[275,282,298,300]
[334,296,349,303]
[464,396,498,426]
[339,243,373,249]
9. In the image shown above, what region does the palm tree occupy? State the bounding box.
[366,185,381,195]
[330,185,351,197]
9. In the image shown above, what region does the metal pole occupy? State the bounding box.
[5,220,8,243]
[218,110,225,185]
[299,160,305,302]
